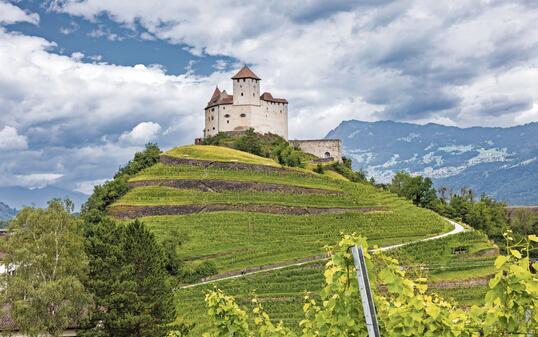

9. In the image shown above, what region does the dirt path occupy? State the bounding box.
[180,218,466,289]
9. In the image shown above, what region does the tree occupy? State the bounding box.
[1,199,91,337]
[389,171,437,209]
[82,143,161,217]
[233,128,263,156]
[80,220,176,337]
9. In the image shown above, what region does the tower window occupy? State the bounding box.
[213,127,215,130]
[240,113,246,117]
[223,106,225,110]
[224,114,230,118]
[227,120,230,124]
[253,93,255,97]
[241,93,243,96]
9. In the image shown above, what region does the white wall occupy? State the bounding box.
[233,78,260,106]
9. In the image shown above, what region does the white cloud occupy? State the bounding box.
[14,173,64,189]
[119,121,161,145]
[0,1,39,25]
[52,0,538,136]
[73,178,107,195]
[0,126,28,150]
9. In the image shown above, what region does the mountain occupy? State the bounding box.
[0,202,17,221]
[326,120,538,205]
[0,186,88,211]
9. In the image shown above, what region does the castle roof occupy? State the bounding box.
[261,92,288,104]
[231,65,261,80]
[206,89,233,109]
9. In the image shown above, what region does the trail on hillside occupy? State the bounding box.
[180,218,466,289]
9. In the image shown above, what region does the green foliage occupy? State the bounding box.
[325,162,366,183]
[80,220,177,337]
[313,164,324,174]
[233,129,264,157]
[200,233,538,337]
[82,143,161,217]
[1,199,91,337]
[389,171,437,208]
[272,141,304,167]
[342,156,353,170]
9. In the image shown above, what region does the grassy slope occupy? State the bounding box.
[113,145,496,334]
[165,145,279,166]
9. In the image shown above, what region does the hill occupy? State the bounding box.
[326,120,538,205]
[110,144,497,334]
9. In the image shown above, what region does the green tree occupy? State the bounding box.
[1,199,91,337]
[389,171,437,209]
[82,143,161,217]
[233,129,264,156]
[80,220,176,337]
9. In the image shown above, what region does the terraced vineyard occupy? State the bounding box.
[109,145,497,335]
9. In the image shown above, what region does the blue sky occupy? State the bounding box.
[0,0,538,207]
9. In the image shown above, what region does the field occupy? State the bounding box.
[110,145,498,334]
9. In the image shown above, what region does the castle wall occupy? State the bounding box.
[253,100,288,139]
[289,139,342,162]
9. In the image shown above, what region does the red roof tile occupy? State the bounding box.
[206,89,233,109]
[231,65,261,80]
[261,92,288,104]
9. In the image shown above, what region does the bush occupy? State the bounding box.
[326,162,366,182]
[232,128,264,156]
[313,164,325,174]
[272,141,304,167]
[178,261,218,283]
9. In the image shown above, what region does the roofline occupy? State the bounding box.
[205,102,233,109]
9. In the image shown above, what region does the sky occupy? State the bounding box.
[1,0,538,198]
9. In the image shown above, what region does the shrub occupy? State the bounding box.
[313,163,325,174]
[232,128,264,156]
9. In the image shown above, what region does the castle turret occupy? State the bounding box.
[232,65,261,106]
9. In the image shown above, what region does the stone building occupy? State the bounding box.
[202,66,342,162]
[203,66,288,139]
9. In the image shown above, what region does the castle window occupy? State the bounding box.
[253,93,255,97]
[241,93,243,96]
[212,108,215,112]
[224,114,230,118]
[227,120,230,124]
[213,127,215,130]
[240,113,246,117]
[223,106,225,110]
[324,152,331,158]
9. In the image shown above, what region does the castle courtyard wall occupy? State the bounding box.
[289,139,342,162]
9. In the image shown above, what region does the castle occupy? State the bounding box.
[202,66,342,162]
[203,66,288,139]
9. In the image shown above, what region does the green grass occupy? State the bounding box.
[175,262,324,335]
[164,145,280,166]
[114,186,374,208]
[389,231,497,280]
[434,286,489,307]
[129,163,342,191]
[137,209,450,274]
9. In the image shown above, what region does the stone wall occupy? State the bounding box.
[290,139,343,163]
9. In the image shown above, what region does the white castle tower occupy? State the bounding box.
[203,66,288,139]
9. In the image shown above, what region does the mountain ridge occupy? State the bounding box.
[326,120,538,205]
